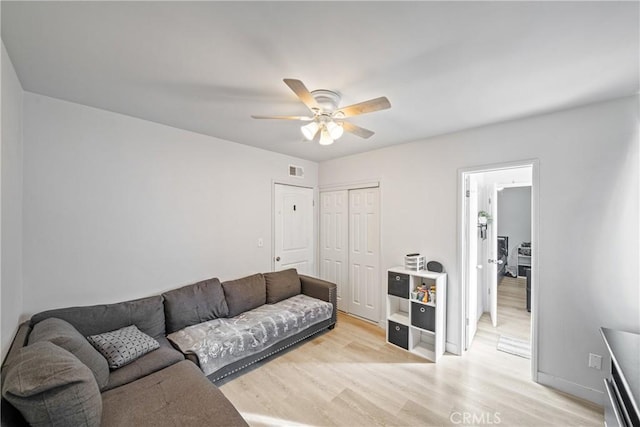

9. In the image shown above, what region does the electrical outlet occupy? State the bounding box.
[588,353,602,370]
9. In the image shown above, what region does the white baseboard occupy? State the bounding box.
[446,341,460,355]
[537,371,604,406]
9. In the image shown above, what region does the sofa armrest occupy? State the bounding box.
[1,322,31,427]
[300,275,337,326]
[1,322,31,379]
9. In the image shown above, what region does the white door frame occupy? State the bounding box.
[489,182,499,328]
[464,175,480,348]
[272,181,317,275]
[457,159,539,381]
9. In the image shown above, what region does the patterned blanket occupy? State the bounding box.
[167,294,333,376]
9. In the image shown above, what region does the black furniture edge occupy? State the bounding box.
[600,327,640,427]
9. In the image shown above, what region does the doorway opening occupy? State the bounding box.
[459,160,538,381]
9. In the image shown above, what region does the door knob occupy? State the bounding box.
[488,259,504,265]
[275,256,281,262]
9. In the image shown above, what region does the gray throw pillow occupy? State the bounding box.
[1,341,102,427]
[87,325,160,369]
[222,273,266,317]
[163,277,229,334]
[264,268,301,304]
[28,317,110,390]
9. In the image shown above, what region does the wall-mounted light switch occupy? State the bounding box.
[588,353,602,370]
[258,238,264,248]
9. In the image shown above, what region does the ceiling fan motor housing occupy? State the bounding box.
[311,90,341,114]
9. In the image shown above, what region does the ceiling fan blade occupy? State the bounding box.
[337,96,391,118]
[283,79,320,111]
[342,121,375,139]
[251,115,313,121]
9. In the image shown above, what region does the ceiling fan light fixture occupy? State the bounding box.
[253,78,390,145]
[326,121,344,140]
[301,121,319,140]
[319,127,334,146]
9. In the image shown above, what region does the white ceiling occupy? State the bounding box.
[2,1,638,162]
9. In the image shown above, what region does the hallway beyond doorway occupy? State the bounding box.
[477,276,531,353]
[496,276,531,340]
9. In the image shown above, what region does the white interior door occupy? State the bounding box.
[319,190,349,311]
[274,184,314,275]
[465,176,480,349]
[348,188,380,322]
[489,184,499,327]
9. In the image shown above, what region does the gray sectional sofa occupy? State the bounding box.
[1,269,337,426]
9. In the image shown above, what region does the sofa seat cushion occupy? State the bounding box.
[101,360,247,427]
[102,337,184,391]
[28,317,110,390]
[163,277,229,334]
[1,341,102,427]
[168,294,333,377]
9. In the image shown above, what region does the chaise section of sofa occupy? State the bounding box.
[101,360,246,426]
[1,329,247,427]
[0,294,247,427]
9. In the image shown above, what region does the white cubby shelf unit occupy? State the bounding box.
[386,267,447,362]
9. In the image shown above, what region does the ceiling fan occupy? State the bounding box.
[252,79,391,145]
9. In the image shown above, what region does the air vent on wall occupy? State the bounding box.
[289,165,304,178]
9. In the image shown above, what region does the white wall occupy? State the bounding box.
[1,42,24,359]
[498,186,532,260]
[319,95,639,402]
[21,93,318,316]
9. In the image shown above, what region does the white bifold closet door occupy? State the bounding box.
[320,187,380,322]
[320,191,349,311]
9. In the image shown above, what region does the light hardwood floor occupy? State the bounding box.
[219,283,602,426]
[487,276,531,341]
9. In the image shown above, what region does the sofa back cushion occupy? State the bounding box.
[222,273,266,317]
[264,269,301,304]
[28,318,110,390]
[1,341,102,427]
[30,295,166,339]
[163,278,229,334]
